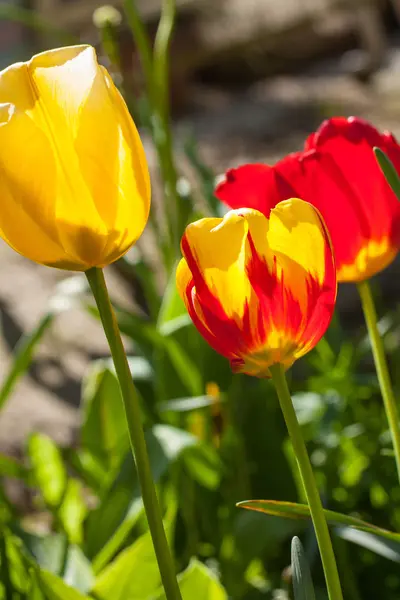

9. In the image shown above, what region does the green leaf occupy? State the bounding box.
[182,444,222,490]
[336,526,400,563]
[157,266,187,330]
[58,479,87,545]
[238,500,400,544]
[87,425,198,564]
[35,569,92,600]
[113,307,203,396]
[291,536,316,600]
[17,530,93,592]
[0,313,53,413]
[374,147,400,201]
[155,559,228,600]
[63,546,94,593]
[184,133,218,215]
[81,361,129,473]
[18,531,67,574]
[159,394,224,413]
[28,433,67,509]
[0,452,30,482]
[91,530,164,599]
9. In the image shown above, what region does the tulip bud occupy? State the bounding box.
[0,45,150,271]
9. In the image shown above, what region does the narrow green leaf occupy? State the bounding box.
[374,147,400,201]
[0,313,53,413]
[291,536,316,600]
[157,266,187,330]
[238,499,400,544]
[159,394,224,413]
[58,479,87,545]
[336,526,400,563]
[28,433,67,509]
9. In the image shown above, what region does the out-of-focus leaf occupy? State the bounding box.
[182,444,222,490]
[112,307,202,396]
[81,361,129,473]
[0,452,30,482]
[158,314,192,337]
[86,425,198,562]
[28,433,67,509]
[336,526,400,563]
[36,569,92,599]
[63,546,94,593]
[374,147,400,202]
[292,393,324,426]
[238,500,400,543]
[159,394,224,413]
[91,529,165,599]
[0,313,53,413]
[291,536,316,600]
[18,531,67,574]
[184,133,219,215]
[18,530,93,592]
[157,266,187,330]
[155,559,228,600]
[0,4,77,44]
[58,479,87,545]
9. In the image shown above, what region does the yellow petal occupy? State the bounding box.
[176,257,193,303]
[181,212,252,320]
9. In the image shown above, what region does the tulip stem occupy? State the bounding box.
[270,363,343,600]
[357,279,400,485]
[86,267,182,600]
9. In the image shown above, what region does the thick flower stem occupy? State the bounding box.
[357,279,400,485]
[270,363,343,600]
[86,267,182,600]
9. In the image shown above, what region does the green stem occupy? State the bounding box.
[270,363,343,600]
[86,267,182,600]
[357,279,400,485]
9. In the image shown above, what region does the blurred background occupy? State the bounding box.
[3,2,400,598]
[2,0,400,451]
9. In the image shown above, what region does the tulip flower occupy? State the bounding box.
[216,117,400,283]
[176,199,336,377]
[0,45,150,270]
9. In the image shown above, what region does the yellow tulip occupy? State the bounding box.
[0,45,150,270]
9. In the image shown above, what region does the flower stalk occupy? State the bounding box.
[86,267,182,600]
[270,363,343,600]
[357,279,400,485]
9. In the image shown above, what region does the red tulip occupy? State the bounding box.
[216,117,400,282]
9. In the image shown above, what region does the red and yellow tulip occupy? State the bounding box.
[216,117,400,283]
[177,199,336,377]
[0,45,150,270]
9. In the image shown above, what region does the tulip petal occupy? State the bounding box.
[181,212,253,321]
